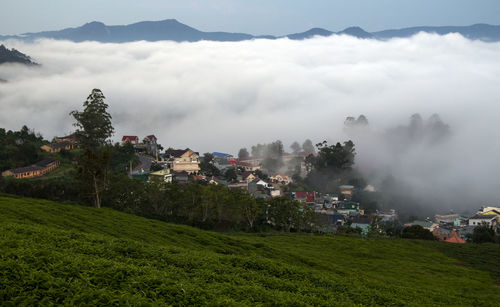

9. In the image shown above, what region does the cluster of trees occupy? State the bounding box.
[0,125,46,172]
[468,225,500,244]
[102,176,314,232]
[289,140,366,193]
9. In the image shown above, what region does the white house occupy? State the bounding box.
[468,214,498,228]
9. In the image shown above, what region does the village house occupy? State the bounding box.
[435,213,460,225]
[293,191,316,206]
[235,160,261,171]
[432,227,466,244]
[41,141,75,153]
[164,148,200,174]
[148,168,173,183]
[238,171,257,183]
[142,135,158,157]
[336,201,362,216]
[270,173,292,185]
[351,216,372,235]
[213,159,233,173]
[212,152,234,161]
[339,185,355,200]
[121,135,139,145]
[2,158,60,179]
[208,177,228,186]
[468,214,498,228]
[376,209,398,222]
[477,206,500,218]
[55,134,77,143]
[41,133,78,153]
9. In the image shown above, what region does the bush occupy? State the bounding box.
[470,225,496,243]
[401,225,435,240]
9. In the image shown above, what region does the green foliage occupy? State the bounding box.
[199,153,221,176]
[108,142,137,174]
[70,89,114,150]
[314,140,356,171]
[267,197,313,232]
[224,167,237,182]
[0,125,45,172]
[402,225,436,240]
[70,89,114,208]
[1,196,499,305]
[470,225,496,243]
[254,169,268,180]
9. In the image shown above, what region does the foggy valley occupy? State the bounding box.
[1,33,500,215]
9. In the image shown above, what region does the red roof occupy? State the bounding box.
[145,135,157,141]
[122,135,138,142]
[294,192,315,203]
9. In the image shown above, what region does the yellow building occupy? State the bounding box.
[1,158,60,179]
[165,148,200,174]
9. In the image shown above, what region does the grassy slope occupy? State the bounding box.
[0,196,499,306]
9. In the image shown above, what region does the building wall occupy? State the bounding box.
[171,152,200,174]
[2,161,60,179]
[41,143,74,153]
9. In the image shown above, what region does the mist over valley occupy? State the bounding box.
[1,31,500,216]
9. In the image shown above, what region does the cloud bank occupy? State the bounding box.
[1,33,500,213]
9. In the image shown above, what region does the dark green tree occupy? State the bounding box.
[70,89,114,150]
[70,89,114,208]
[238,148,249,158]
[470,225,495,243]
[224,167,237,182]
[401,225,435,240]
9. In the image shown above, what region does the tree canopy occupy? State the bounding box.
[70,89,114,150]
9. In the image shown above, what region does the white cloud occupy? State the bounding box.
[1,33,500,212]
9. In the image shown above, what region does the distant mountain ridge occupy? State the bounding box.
[1,19,499,43]
[0,44,37,65]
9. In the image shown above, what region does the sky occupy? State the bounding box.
[1,0,500,36]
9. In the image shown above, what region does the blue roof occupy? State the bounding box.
[212,152,232,158]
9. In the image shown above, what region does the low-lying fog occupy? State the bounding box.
[1,33,499,213]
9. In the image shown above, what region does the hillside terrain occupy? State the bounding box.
[0,44,37,65]
[1,20,499,43]
[1,195,499,305]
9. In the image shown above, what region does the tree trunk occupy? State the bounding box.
[93,174,101,208]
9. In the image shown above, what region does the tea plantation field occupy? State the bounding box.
[1,195,499,306]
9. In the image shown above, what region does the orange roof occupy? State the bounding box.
[444,235,466,244]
